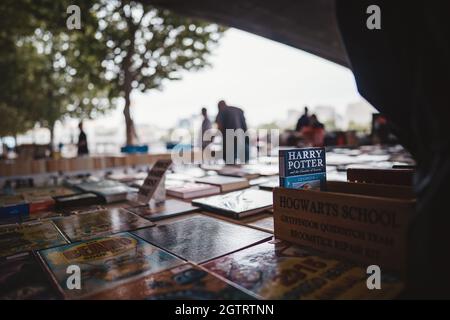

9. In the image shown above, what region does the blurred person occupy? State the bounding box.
[295,106,310,132]
[216,100,249,163]
[201,107,212,150]
[301,114,325,147]
[77,121,89,156]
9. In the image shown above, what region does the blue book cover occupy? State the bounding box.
[279,148,326,190]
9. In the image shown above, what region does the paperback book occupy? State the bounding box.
[0,252,59,300]
[86,263,254,300]
[0,221,68,258]
[132,215,272,264]
[53,207,154,242]
[202,240,403,299]
[191,189,273,219]
[279,147,326,190]
[38,232,183,299]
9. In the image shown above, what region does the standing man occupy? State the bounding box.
[201,107,212,150]
[77,121,89,156]
[295,106,310,132]
[215,100,249,164]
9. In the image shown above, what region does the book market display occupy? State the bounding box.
[0,146,416,300]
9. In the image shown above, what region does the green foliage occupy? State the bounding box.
[0,0,225,143]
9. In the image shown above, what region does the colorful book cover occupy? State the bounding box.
[38,232,183,299]
[0,252,59,300]
[132,215,272,263]
[279,147,326,190]
[202,240,403,300]
[0,221,68,258]
[86,263,255,300]
[53,208,154,242]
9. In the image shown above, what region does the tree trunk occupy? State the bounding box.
[49,122,55,154]
[123,92,137,146]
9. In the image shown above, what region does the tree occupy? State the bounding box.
[0,0,112,148]
[88,0,225,145]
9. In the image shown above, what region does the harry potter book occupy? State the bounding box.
[53,207,155,242]
[279,147,326,190]
[132,215,272,264]
[86,263,254,300]
[191,189,273,219]
[38,232,183,299]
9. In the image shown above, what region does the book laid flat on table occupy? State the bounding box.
[0,221,68,258]
[202,240,403,300]
[72,179,134,203]
[192,189,273,219]
[279,147,326,190]
[86,263,255,300]
[258,179,279,191]
[166,182,221,199]
[217,166,260,180]
[246,214,274,233]
[53,207,155,242]
[0,195,29,219]
[18,186,76,213]
[126,199,199,222]
[0,252,60,300]
[38,232,183,299]
[53,192,102,209]
[195,175,249,192]
[132,215,272,264]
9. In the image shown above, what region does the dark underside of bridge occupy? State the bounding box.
[145,0,450,298]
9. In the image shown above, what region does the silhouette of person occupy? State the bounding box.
[215,100,249,163]
[295,106,310,132]
[201,107,212,150]
[77,121,89,156]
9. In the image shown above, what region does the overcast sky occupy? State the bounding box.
[93,28,367,129]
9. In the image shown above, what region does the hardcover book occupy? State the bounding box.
[166,182,221,199]
[74,179,133,203]
[191,189,273,219]
[279,147,326,190]
[132,215,272,264]
[38,233,183,299]
[86,263,254,300]
[0,195,29,219]
[195,175,249,192]
[53,192,103,209]
[53,207,155,242]
[0,252,59,300]
[0,221,68,258]
[202,240,403,299]
[126,199,199,222]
